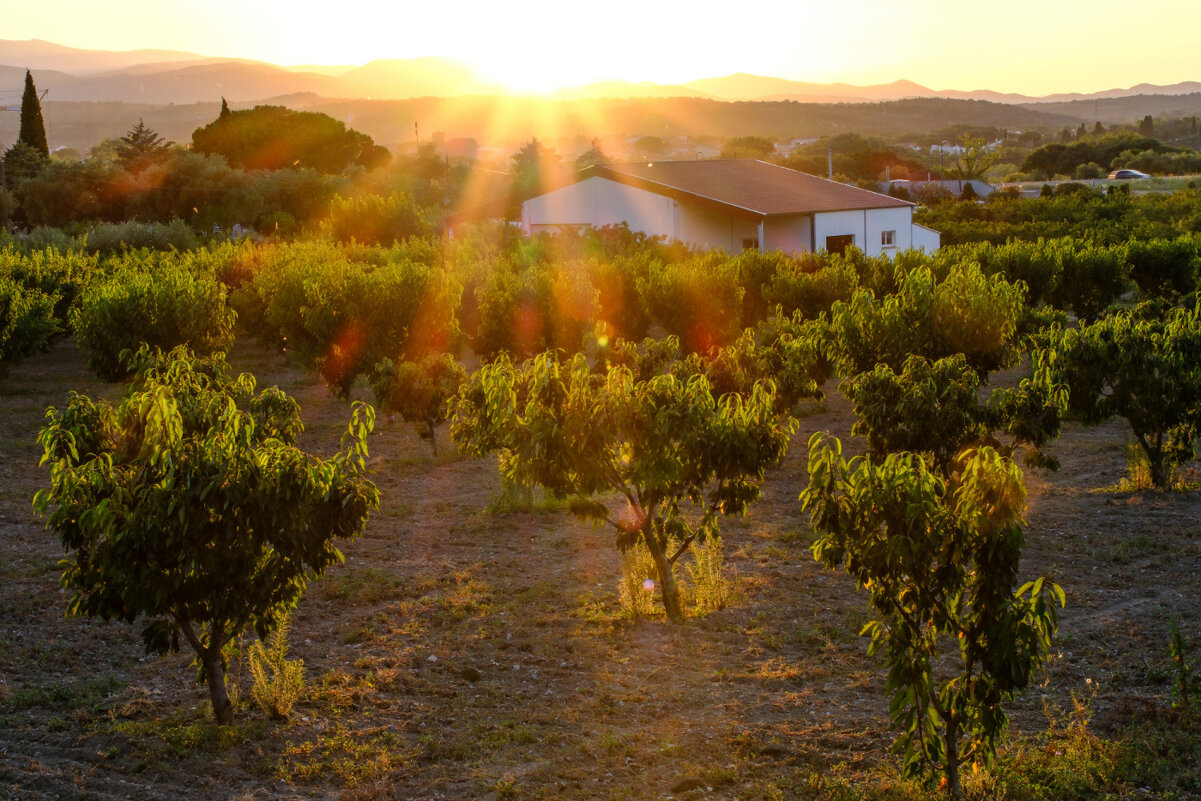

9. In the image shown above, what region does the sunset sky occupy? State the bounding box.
[7,0,1198,95]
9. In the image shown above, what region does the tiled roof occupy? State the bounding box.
[582,159,911,216]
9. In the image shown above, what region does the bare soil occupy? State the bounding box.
[2,338,1199,800]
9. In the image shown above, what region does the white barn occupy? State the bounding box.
[521,159,939,257]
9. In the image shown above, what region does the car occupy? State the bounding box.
[1108,169,1150,180]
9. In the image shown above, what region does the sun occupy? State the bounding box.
[476,55,604,96]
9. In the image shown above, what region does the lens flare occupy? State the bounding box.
[642,579,655,592]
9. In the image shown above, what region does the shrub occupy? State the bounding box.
[249,612,305,721]
[84,220,198,255]
[619,542,661,620]
[685,534,730,616]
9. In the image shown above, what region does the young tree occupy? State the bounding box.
[35,347,380,724]
[1049,303,1201,488]
[370,353,467,456]
[452,351,793,621]
[71,266,237,381]
[0,277,58,377]
[801,435,1063,798]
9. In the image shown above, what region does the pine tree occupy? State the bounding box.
[18,70,49,159]
[115,119,172,171]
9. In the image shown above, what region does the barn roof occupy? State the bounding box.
[580,159,911,217]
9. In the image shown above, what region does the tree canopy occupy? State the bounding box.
[191,105,391,174]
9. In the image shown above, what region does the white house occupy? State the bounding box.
[520,159,939,257]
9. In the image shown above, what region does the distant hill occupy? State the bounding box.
[2,95,1081,154]
[2,40,1198,108]
[681,73,1201,105]
[0,38,204,74]
[1019,93,1201,124]
[0,62,347,104]
[1,57,501,104]
[684,74,931,102]
[0,38,1196,152]
[0,64,82,105]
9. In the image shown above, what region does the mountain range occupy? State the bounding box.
[2,38,1199,107]
[3,39,1201,155]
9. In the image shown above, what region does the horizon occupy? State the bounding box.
[3,0,1199,96]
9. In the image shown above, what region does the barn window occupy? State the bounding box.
[825,234,854,255]
[881,230,896,247]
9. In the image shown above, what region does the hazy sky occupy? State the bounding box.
[7,0,1199,94]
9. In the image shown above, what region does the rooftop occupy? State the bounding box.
[582,159,911,217]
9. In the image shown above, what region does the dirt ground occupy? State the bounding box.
[1,338,1199,800]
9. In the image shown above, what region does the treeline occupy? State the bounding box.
[3,148,458,238]
[1,100,460,239]
[1019,129,1201,179]
[918,184,1201,244]
[6,223,1201,382]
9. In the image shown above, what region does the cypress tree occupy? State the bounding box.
[219,97,231,119]
[18,70,49,159]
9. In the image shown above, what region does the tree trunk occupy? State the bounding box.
[1148,444,1169,489]
[943,716,961,799]
[175,614,234,725]
[202,648,233,725]
[644,534,684,622]
[428,421,439,457]
[1140,431,1169,489]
